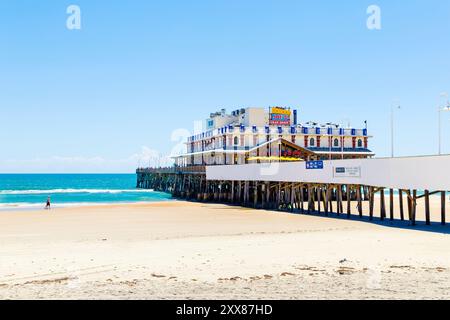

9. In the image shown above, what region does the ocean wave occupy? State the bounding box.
[0,200,170,210]
[0,189,155,195]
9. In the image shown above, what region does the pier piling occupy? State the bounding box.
[390,188,394,221]
[136,167,448,228]
[399,190,405,221]
[425,190,431,226]
[442,191,446,226]
[380,189,386,220]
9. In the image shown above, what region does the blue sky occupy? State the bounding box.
[1,0,449,173]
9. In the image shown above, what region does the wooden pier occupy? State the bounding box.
[137,166,448,227]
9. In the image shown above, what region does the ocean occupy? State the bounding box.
[0,174,173,210]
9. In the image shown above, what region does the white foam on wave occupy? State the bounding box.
[0,200,172,211]
[0,202,45,208]
[0,189,155,195]
[0,202,112,210]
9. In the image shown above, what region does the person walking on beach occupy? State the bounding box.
[45,196,51,210]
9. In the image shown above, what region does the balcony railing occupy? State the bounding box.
[187,126,368,143]
[308,147,372,153]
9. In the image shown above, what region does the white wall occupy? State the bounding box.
[206,155,450,191]
[243,108,267,127]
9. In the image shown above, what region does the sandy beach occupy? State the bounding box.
[1,197,449,300]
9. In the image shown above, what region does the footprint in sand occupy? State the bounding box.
[336,267,355,275]
[151,273,166,278]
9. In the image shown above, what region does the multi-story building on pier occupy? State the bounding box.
[138,107,449,228]
[174,107,374,167]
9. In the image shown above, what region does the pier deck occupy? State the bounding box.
[137,155,450,227]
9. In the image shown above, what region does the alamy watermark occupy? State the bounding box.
[367,5,381,30]
[66,5,81,30]
[366,266,382,289]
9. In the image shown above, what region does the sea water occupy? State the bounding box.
[0,174,172,210]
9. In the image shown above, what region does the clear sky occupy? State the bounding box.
[1,0,450,173]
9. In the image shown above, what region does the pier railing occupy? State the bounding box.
[136,165,206,174]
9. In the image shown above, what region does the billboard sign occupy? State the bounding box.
[269,107,291,126]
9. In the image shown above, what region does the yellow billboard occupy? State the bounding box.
[271,107,291,115]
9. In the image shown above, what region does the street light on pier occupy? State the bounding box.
[390,100,401,158]
[323,122,339,161]
[438,92,450,155]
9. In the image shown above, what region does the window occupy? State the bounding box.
[309,138,315,147]
[234,136,239,145]
[357,139,363,148]
[334,139,339,147]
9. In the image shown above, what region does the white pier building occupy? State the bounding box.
[174,107,373,167]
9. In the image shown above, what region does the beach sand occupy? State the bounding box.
[0,197,449,300]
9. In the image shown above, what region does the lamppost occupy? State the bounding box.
[321,128,332,160]
[390,100,401,158]
[325,122,339,160]
[329,130,332,160]
[340,119,351,160]
[439,92,450,155]
[278,140,282,162]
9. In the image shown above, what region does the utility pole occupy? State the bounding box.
[391,101,401,158]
